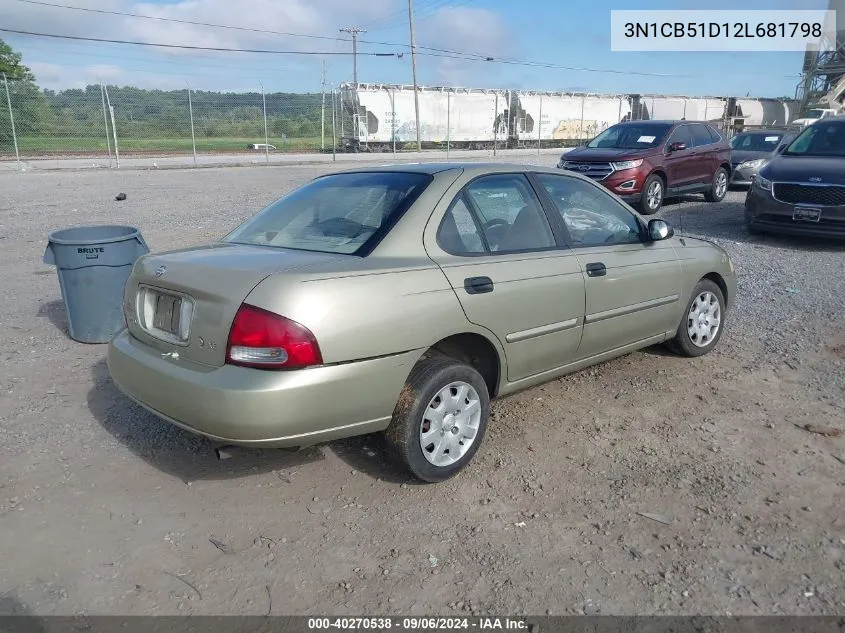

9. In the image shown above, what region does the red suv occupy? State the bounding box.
[558,120,732,214]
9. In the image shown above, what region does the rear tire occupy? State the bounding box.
[704,167,729,203]
[384,356,490,483]
[637,174,664,215]
[667,279,726,357]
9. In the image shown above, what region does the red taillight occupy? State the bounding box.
[226,304,322,369]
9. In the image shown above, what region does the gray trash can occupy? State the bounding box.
[43,225,149,344]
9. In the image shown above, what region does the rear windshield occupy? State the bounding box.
[730,132,783,150]
[223,172,432,255]
[586,123,673,149]
[784,121,845,158]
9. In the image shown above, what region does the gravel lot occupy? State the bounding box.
[1,158,844,617]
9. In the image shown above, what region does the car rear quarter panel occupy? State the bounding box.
[243,258,507,368]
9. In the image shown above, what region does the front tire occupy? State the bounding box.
[704,167,729,203]
[667,279,726,357]
[384,356,490,483]
[638,174,664,215]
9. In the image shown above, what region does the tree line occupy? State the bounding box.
[45,85,325,139]
[1,38,327,146]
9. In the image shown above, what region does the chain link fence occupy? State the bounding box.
[1,76,335,167]
[1,73,801,169]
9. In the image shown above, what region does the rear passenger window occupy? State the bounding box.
[691,124,714,147]
[666,125,693,149]
[706,125,722,143]
[436,174,557,255]
[465,174,556,253]
[437,198,486,255]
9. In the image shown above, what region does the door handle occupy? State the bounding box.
[585,262,607,278]
[464,276,494,294]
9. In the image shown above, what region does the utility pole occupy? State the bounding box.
[320,61,327,151]
[339,27,366,85]
[407,0,422,151]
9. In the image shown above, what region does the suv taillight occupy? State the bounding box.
[226,304,322,369]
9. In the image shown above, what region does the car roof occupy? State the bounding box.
[735,129,788,134]
[334,162,565,176]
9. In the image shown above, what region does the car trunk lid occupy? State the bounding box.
[124,243,343,367]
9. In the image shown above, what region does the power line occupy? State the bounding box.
[12,0,350,43]
[2,23,804,81]
[17,45,315,81]
[0,28,399,56]
[367,0,449,32]
[6,0,591,69]
[360,0,444,30]
[365,0,479,34]
[6,26,673,76]
[8,0,491,60]
[7,0,808,79]
[415,51,802,79]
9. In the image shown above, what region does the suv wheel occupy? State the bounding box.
[638,174,664,215]
[384,356,490,483]
[704,167,729,203]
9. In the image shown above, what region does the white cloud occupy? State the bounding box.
[0,0,124,39]
[87,64,124,80]
[417,6,512,87]
[26,61,64,86]
[2,0,397,49]
[2,0,399,89]
[27,60,115,90]
[27,61,189,91]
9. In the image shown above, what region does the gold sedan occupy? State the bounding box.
[108,163,736,482]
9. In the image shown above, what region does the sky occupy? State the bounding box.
[0,0,834,97]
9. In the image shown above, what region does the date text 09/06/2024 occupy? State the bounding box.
[623,21,822,39]
[307,618,529,630]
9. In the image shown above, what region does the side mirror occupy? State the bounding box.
[667,142,687,153]
[647,219,674,241]
[776,143,788,154]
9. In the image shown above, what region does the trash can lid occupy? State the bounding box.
[47,225,143,246]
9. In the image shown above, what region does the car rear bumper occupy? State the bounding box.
[107,329,422,447]
[745,187,845,238]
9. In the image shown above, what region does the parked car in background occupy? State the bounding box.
[729,130,796,186]
[248,143,277,151]
[107,163,736,482]
[558,120,732,215]
[745,117,845,238]
[792,107,841,128]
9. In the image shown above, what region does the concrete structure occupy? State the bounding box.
[796,0,845,114]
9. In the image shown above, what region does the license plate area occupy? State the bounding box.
[793,206,821,223]
[136,285,194,345]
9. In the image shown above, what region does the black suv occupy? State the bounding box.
[745,117,845,238]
